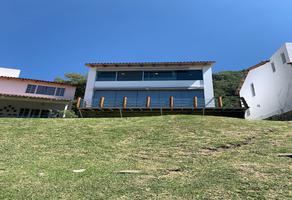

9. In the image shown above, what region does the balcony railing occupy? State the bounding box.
[77,96,247,110]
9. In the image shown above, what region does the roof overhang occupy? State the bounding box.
[0,76,76,87]
[85,61,215,68]
[0,93,72,103]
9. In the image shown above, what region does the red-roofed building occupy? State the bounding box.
[0,67,76,118]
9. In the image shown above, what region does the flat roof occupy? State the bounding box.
[85,61,215,68]
[0,76,76,87]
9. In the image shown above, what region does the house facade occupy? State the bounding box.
[83,61,215,109]
[239,43,292,120]
[0,67,76,118]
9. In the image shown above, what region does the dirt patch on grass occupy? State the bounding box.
[200,137,255,155]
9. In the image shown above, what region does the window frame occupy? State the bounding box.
[250,83,256,97]
[117,71,143,81]
[25,84,37,94]
[271,62,276,72]
[281,53,287,64]
[55,88,65,96]
[96,71,117,81]
[36,85,56,96]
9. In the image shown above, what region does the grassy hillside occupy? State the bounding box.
[1,116,291,199]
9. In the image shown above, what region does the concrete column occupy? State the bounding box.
[63,104,68,118]
[203,66,215,107]
[84,67,97,107]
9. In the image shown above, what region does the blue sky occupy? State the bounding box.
[0,0,291,80]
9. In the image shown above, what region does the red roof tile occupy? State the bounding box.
[0,76,76,87]
[0,93,72,102]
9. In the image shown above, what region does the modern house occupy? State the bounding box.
[238,43,292,120]
[83,61,215,109]
[0,67,76,118]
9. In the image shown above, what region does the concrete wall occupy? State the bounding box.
[0,79,76,100]
[84,65,215,107]
[0,67,21,77]
[240,43,292,119]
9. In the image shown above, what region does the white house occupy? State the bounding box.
[239,43,292,120]
[0,67,76,118]
[83,61,215,109]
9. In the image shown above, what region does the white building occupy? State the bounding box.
[83,61,215,109]
[0,67,76,118]
[239,43,292,120]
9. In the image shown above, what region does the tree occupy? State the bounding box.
[55,73,87,98]
[212,70,245,107]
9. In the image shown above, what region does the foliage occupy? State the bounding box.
[55,73,87,98]
[213,71,245,107]
[1,115,291,199]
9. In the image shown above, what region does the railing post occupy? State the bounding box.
[169,96,174,110]
[76,97,81,109]
[99,97,105,109]
[146,96,151,109]
[123,96,127,109]
[218,96,223,108]
[193,96,198,109]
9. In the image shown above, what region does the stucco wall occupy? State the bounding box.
[0,79,76,100]
[240,43,292,119]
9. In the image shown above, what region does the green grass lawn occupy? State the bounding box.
[0,115,291,199]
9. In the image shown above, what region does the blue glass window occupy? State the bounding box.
[36,86,56,96]
[144,71,176,81]
[176,70,203,80]
[26,84,37,94]
[117,71,143,81]
[93,90,205,108]
[55,88,65,96]
[96,71,116,81]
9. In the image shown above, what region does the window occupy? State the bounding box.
[40,110,50,118]
[30,109,40,118]
[19,108,30,118]
[250,83,256,97]
[281,53,287,64]
[117,71,143,81]
[96,71,116,81]
[95,70,204,81]
[271,62,276,72]
[176,70,203,80]
[26,84,37,94]
[36,85,56,95]
[55,88,65,96]
[144,71,176,81]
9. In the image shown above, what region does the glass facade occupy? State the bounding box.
[96,70,203,81]
[92,90,205,108]
[96,71,116,81]
[144,71,176,81]
[117,71,143,81]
